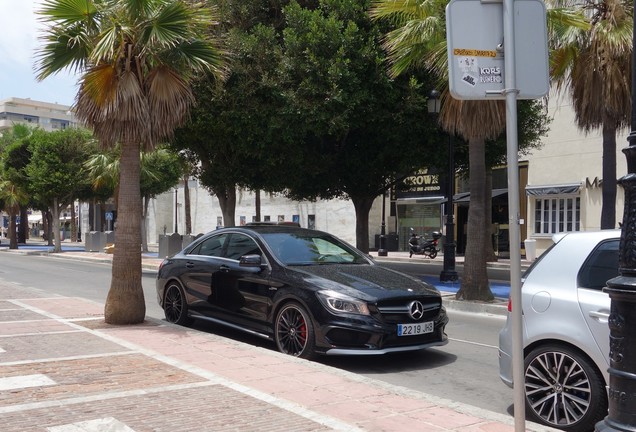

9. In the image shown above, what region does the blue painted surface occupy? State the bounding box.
[421,275,510,300]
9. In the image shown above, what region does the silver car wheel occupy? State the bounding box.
[525,345,606,431]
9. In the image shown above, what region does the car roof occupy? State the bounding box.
[552,229,620,245]
[212,225,327,237]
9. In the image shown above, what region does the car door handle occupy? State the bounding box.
[589,310,610,322]
[186,262,195,269]
[220,265,230,273]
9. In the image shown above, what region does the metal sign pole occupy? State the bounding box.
[501,0,525,429]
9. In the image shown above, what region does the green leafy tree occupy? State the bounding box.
[35,0,227,324]
[1,125,35,243]
[173,11,288,227]
[550,0,630,229]
[26,128,94,252]
[276,0,441,252]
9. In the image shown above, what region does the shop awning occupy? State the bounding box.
[453,188,508,203]
[525,183,581,196]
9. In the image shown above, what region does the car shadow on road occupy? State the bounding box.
[318,347,456,373]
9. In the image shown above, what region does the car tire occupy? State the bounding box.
[524,344,607,432]
[274,302,316,360]
[163,282,193,326]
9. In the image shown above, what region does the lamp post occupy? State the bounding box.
[595,4,636,431]
[427,90,458,282]
[378,190,388,256]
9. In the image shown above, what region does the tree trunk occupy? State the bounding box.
[215,186,237,227]
[255,189,261,222]
[141,195,149,253]
[184,175,192,234]
[601,124,617,229]
[18,207,28,243]
[52,197,62,253]
[457,138,494,301]
[70,203,77,243]
[105,140,145,324]
[352,196,374,253]
[9,212,17,249]
[45,211,53,246]
[484,170,497,262]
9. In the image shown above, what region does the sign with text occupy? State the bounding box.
[446,0,549,100]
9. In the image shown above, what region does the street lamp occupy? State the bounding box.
[378,190,388,256]
[428,90,458,282]
[595,4,636,431]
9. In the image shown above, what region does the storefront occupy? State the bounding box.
[392,168,446,251]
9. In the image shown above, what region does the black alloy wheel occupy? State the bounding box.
[524,344,607,432]
[163,282,192,326]
[274,302,316,359]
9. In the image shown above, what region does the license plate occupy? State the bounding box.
[397,321,434,336]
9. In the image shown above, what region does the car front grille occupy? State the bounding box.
[374,298,442,324]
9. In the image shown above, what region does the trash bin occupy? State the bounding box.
[524,239,537,261]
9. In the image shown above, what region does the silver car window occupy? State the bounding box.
[577,239,620,290]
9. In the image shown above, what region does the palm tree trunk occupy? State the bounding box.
[601,124,617,229]
[457,138,494,301]
[105,140,145,324]
[352,196,374,253]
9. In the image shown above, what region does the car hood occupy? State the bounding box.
[292,264,440,301]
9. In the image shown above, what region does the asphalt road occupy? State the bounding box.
[0,252,514,419]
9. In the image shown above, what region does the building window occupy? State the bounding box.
[534,196,580,235]
[308,214,315,230]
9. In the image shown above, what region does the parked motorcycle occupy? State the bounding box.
[408,229,442,259]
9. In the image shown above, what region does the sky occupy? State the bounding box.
[0,0,78,106]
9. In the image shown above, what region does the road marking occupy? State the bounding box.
[0,374,56,391]
[48,417,135,432]
[448,337,498,349]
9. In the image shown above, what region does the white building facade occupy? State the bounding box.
[0,97,76,132]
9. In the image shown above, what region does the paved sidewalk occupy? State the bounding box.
[0,278,558,432]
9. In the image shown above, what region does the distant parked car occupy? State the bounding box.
[156,223,449,359]
[499,230,620,432]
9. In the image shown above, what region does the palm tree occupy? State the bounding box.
[370,0,586,300]
[35,0,226,324]
[549,0,632,229]
[370,0,505,300]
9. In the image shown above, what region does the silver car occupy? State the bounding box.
[499,230,620,432]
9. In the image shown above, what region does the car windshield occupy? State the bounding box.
[261,232,368,266]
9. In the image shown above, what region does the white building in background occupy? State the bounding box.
[0,97,77,132]
[146,185,379,248]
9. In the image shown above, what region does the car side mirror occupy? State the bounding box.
[239,254,265,271]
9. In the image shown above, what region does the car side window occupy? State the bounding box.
[225,234,261,261]
[190,234,228,257]
[577,239,620,290]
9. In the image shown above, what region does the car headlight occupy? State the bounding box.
[316,290,370,316]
